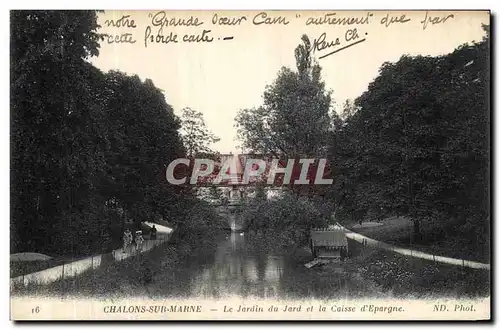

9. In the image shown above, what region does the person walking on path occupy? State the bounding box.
[150,225,157,240]
[123,228,133,253]
[135,231,145,253]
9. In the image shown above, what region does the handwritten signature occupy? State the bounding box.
[311,29,367,59]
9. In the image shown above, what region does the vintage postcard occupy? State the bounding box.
[10,9,490,321]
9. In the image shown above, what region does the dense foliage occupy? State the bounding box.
[11,10,490,263]
[10,11,210,256]
[333,25,490,250]
[236,28,490,256]
[241,192,329,251]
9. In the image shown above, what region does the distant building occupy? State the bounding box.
[217,153,248,203]
[197,152,283,204]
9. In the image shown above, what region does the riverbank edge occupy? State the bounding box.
[10,224,223,297]
[10,221,169,279]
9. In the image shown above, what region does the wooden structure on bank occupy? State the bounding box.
[310,224,348,261]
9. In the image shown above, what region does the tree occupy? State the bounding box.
[179,107,220,157]
[235,35,333,159]
[340,99,359,121]
[100,71,188,229]
[11,11,196,255]
[11,10,106,254]
[333,24,489,247]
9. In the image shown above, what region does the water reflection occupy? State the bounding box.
[153,231,366,300]
[189,232,286,299]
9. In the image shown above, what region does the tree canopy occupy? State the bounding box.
[179,107,220,157]
[11,10,198,256]
[333,25,489,247]
[235,35,334,159]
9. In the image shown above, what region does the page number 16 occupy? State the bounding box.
[32,306,40,314]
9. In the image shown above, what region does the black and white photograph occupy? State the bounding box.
[9,9,491,320]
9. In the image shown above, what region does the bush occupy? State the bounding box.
[242,193,329,251]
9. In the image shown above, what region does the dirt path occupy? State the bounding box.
[10,223,173,288]
[337,223,490,270]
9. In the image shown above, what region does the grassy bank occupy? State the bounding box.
[274,236,489,299]
[347,239,490,298]
[11,258,70,278]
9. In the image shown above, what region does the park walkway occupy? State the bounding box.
[335,223,490,270]
[10,222,172,289]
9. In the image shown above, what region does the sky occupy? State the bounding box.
[90,10,488,154]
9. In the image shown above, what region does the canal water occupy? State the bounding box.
[153,231,377,300]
